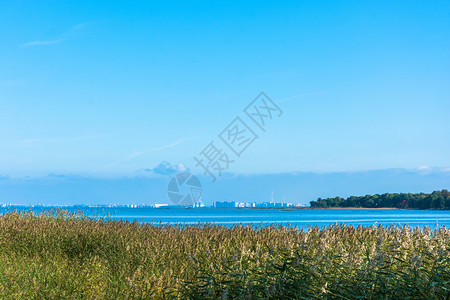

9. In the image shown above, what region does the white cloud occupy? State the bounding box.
[91,138,192,173]
[22,134,110,143]
[20,39,67,48]
[415,166,450,174]
[151,138,192,152]
[148,161,188,175]
[20,21,98,48]
[276,91,330,104]
[417,165,431,171]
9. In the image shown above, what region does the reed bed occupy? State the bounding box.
[0,209,449,299]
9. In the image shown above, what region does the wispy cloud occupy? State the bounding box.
[91,137,193,173]
[276,91,330,104]
[0,80,24,87]
[152,138,192,152]
[20,21,99,48]
[21,39,67,48]
[23,134,110,144]
[71,22,95,31]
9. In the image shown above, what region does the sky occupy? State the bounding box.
[1,0,450,179]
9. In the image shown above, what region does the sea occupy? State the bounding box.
[2,206,450,228]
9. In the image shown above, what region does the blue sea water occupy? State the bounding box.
[2,206,450,228]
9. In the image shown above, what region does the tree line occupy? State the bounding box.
[310,190,450,209]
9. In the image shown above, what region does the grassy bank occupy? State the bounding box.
[0,210,449,299]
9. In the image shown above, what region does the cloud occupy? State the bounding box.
[0,80,24,87]
[416,165,432,175]
[91,138,192,173]
[414,166,450,174]
[21,39,67,48]
[151,138,192,152]
[47,173,69,178]
[147,161,188,175]
[22,134,110,144]
[71,22,92,31]
[417,165,431,171]
[20,22,98,48]
[276,91,330,104]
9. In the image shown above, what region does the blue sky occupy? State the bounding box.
[1,0,449,178]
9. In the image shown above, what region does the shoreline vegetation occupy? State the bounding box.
[1,210,449,298]
[309,190,450,209]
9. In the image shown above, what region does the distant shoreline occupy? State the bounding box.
[206,207,450,210]
[205,207,401,210]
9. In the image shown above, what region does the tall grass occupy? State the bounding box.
[0,209,449,299]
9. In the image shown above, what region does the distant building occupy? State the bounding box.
[213,201,299,208]
[215,201,236,207]
[154,204,169,208]
[192,202,205,208]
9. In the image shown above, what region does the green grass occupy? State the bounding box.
[0,209,449,299]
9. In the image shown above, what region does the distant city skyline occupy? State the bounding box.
[1,167,449,206]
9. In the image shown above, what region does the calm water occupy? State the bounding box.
[3,206,450,228]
